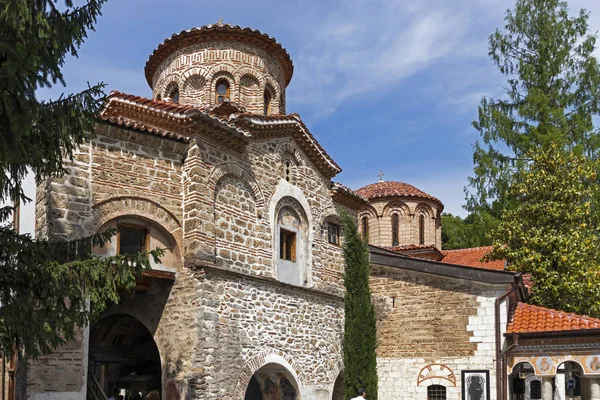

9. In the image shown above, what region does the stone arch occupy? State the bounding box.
[511,361,535,374]
[232,347,304,399]
[91,196,182,237]
[276,141,304,166]
[181,68,208,103]
[163,79,180,102]
[264,81,280,114]
[383,200,410,217]
[207,64,237,103]
[415,202,434,218]
[236,67,265,86]
[238,73,262,113]
[207,162,265,213]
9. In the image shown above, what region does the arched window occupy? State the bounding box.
[427,385,446,400]
[171,88,179,103]
[264,90,272,115]
[392,213,399,246]
[530,380,541,399]
[361,216,369,240]
[216,80,230,103]
[419,214,425,245]
[285,160,292,182]
[156,94,162,101]
[165,84,179,103]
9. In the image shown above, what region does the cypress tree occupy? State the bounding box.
[341,212,378,400]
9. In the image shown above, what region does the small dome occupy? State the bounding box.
[356,181,443,208]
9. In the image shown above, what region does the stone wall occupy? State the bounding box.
[370,265,508,400]
[187,267,344,400]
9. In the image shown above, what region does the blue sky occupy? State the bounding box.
[37,0,600,217]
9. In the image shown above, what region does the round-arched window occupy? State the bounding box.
[392,213,399,246]
[419,214,425,245]
[216,80,230,103]
[264,90,272,115]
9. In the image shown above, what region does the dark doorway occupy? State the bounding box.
[87,314,161,400]
[245,376,263,400]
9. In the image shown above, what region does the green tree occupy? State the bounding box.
[341,212,378,400]
[468,0,600,212]
[487,146,600,317]
[0,0,160,359]
[441,211,500,250]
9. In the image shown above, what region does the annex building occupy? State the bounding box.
[23,22,600,400]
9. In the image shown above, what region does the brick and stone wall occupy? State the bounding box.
[29,115,348,399]
[370,265,508,400]
[151,42,286,114]
[360,198,442,249]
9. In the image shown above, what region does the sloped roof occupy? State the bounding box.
[388,244,445,262]
[331,182,368,209]
[145,23,294,88]
[507,303,600,334]
[356,181,443,208]
[99,91,341,176]
[441,246,505,271]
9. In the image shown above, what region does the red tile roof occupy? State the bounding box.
[507,302,600,333]
[100,91,341,176]
[441,246,505,271]
[145,23,294,88]
[356,181,443,208]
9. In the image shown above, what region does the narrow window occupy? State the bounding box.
[279,228,296,262]
[156,94,162,101]
[427,385,446,400]
[530,380,541,399]
[419,214,425,245]
[285,161,291,182]
[172,88,179,103]
[216,80,230,103]
[392,213,399,246]
[361,216,369,240]
[328,223,340,245]
[264,90,271,115]
[118,225,148,255]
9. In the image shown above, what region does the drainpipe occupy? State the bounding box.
[495,276,524,400]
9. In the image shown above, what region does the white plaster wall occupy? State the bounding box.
[377,288,507,400]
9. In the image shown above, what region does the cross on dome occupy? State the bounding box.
[378,170,385,182]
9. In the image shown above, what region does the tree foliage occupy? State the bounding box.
[0,0,160,359]
[441,211,500,250]
[487,146,600,317]
[468,0,600,212]
[341,212,378,400]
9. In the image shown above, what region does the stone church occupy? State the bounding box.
[25,23,600,400]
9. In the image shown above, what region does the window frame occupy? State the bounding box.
[327,223,341,246]
[116,222,150,256]
[361,216,369,240]
[279,228,297,262]
[264,90,272,115]
[392,213,399,246]
[419,214,425,245]
[530,380,542,400]
[426,384,446,400]
[216,79,230,103]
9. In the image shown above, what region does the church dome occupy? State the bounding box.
[356,181,443,208]
[144,23,293,114]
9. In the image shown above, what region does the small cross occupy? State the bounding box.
[216,16,224,25]
[378,170,384,182]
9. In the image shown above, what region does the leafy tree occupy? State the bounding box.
[487,146,600,317]
[341,212,378,400]
[441,211,500,250]
[468,0,600,212]
[0,0,160,359]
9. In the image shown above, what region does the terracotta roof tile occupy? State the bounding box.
[145,24,294,87]
[356,181,443,208]
[441,246,505,271]
[507,303,600,333]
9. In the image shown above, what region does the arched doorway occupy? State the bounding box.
[509,361,536,400]
[243,363,300,400]
[332,374,344,400]
[556,361,584,399]
[87,314,161,400]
